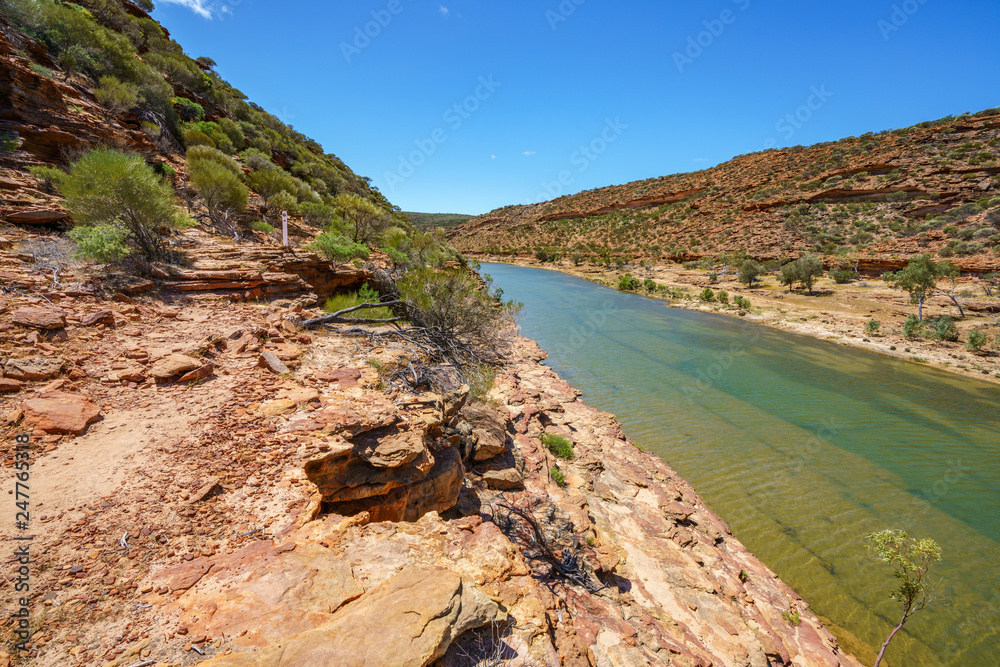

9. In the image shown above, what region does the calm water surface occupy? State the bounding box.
[484,263,1000,667]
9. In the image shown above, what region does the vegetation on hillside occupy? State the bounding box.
[450,108,1000,269]
[405,212,474,231]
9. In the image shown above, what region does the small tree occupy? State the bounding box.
[189,160,248,236]
[796,254,824,294]
[336,193,390,244]
[780,262,799,291]
[246,168,295,209]
[617,274,640,291]
[966,329,988,352]
[306,233,369,268]
[56,147,187,263]
[738,259,762,287]
[865,529,942,667]
[884,254,940,321]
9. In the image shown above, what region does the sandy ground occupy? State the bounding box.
[476,256,1000,386]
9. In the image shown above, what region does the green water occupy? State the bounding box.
[484,263,1000,666]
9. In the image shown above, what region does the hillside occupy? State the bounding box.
[450,110,1000,273]
[404,211,474,231]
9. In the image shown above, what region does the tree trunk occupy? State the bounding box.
[918,296,924,321]
[874,618,907,667]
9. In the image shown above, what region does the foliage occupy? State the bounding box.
[830,268,855,284]
[94,75,137,116]
[404,212,473,231]
[172,96,204,122]
[738,259,762,287]
[541,433,575,460]
[781,610,801,626]
[306,233,370,265]
[902,314,922,339]
[249,220,274,233]
[966,329,988,352]
[865,319,881,335]
[928,316,958,342]
[189,159,248,217]
[699,286,715,302]
[0,131,19,154]
[717,289,729,304]
[245,168,296,206]
[323,283,394,320]
[187,145,241,176]
[56,147,186,262]
[300,202,340,229]
[67,223,130,263]
[571,252,584,266]
[617,274,640,291]
[336,193,391,244]
[884,254,945,320]
[549,465,567,487]
[183,129,215,148]
[733,295,751,310]
[643,278,657,293]
[865,529,942,667]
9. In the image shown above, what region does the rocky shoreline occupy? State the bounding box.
[1,230,863,666]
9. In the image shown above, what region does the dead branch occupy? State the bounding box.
[300,300,404,327]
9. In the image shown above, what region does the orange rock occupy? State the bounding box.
[21,391,100,434]
[12,307,66,330]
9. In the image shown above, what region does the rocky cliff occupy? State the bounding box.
[449,110,1000,274]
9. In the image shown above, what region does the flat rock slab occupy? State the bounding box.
[21,391,101,434]
[80,310,115,327]
[197,565,499,667]
[3,357,63,381]
[6,210,67,224]
[258,351,289,375]
[12,307,66,330]
[148,354,202,379]
[0,378,24,393]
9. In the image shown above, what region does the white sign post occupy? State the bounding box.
[281,210,288,247]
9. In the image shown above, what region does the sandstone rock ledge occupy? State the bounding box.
[154,336,860,667]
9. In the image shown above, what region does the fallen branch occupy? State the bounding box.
[300,300,404,327]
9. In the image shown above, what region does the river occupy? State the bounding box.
[483,262,1000,666]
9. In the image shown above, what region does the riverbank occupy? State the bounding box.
[475,255,1000,386]
[0,230,866,665]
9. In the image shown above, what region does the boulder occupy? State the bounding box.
[196,566,499,667]
[11,307,66,330]
[3,357,63,381]
[482,468,525,491]
[304,434,434,504]
[21,392,101,434]
[353,427,426,468]
[463,405,510,461]
[148,354,202,379]
[177,364,214,383]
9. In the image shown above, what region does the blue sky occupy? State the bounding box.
[152,0,1000,215]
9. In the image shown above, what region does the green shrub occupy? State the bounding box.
[94,75,137,116]
[323,283,393,319]
[617,274,640,291]
[717,290,729,304]
[240,147,276,171]
[929,316,958,341]
[781,610,801,626]
[699,286,715,302]
[865,319,881,335]
[571,252,583,266]
[246,168,297,207]
[830,268,854,284]
[183,129,215,148]
[250,220,274,233]
[902,314,922,339]
[187,145,242,176]
[300,202,340,229]
[541,433,574,460]
[67,223,131,263]
[534,249,550,262]
[189,159,248,215]
[966,329,988,352]
[172,96,204,122]
[269,190,300,216]
[56,147,186,262]
[307,233,370,265]
[0,131,20,155]
[642,278,657,293]
[733,295,751,310]
[550,465,567,488]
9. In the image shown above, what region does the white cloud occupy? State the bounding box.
[491,154,496,160]
[159,0,214,19]
[439,5,449,15]
[522,151,536,156]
